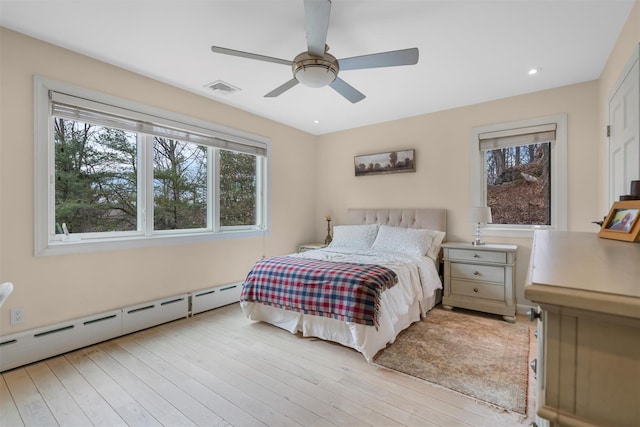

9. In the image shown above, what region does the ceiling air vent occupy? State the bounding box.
[205,80,241,95]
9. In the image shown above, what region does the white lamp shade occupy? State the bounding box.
[295,65,337,88]
[469,206,492,224]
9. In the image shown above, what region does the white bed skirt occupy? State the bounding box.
[240,287,439,363]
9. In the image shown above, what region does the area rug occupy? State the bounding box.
[374,307,529,416]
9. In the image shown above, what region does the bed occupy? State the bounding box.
[240,208,447,362]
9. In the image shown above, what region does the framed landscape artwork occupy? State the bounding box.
[354,149,415,176]
[598,200,640,242]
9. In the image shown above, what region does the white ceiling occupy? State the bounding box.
[0,0,635,135]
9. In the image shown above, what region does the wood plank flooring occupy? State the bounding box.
[1,303,537,426]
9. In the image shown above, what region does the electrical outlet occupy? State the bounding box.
[10,308,25,325]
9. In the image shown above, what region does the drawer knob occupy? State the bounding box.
[527,308,541,322]
[473,254,480,258]
[534,330,538,339]
[473,271,480,276]
[473,287,479,293]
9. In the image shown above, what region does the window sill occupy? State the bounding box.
[37,229,268,257]
[480,225,553,239]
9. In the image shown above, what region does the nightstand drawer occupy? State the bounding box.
[451,280,505,301]
[448,248,507,264]
[450,262,504,283]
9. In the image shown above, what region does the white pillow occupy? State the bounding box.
[371,225,445,259]
[425,229,446,260]
[329,224,379,250]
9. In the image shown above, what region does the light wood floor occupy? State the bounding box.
[1,303,538,426]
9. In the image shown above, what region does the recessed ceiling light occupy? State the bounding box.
[528,67,542,76]
[314,120,320,124]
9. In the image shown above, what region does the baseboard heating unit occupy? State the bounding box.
[0,282,242,372]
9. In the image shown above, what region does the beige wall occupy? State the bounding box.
[315,82,600,309]
[0,28,318,334]
[1,0,638,333]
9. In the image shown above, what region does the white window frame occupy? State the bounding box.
[34,76,271,256]
[470,114,567,238]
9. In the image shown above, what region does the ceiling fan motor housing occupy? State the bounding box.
[292,52,339,87]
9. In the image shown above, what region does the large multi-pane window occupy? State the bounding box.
[54,119,138,234]
[470,115,567,237]
[152,137,208,231]
[219,150,258,227]
[35,77,269,255]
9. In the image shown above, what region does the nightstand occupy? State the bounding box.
[441,242,517,322]
[298,242,328,253]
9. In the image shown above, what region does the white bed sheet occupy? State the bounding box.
[239,247,442,362]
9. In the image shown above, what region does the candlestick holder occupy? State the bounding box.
[324,218,332,245]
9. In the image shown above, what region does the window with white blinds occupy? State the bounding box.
[478,123,556,150]
[50,91,267,156]
[470,115,567,237]
[34,76,270,256]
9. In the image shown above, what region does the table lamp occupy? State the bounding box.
[469,206,492,245]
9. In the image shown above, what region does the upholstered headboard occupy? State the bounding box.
[346,208,447,235]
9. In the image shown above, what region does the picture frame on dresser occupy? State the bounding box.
[598,200,640,242]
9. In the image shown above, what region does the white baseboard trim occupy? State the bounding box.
[0,282,242,372]
[192,282,242,315]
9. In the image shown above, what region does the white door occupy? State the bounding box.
[609,46,640,205]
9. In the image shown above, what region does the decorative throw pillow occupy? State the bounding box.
[329,224,379,250]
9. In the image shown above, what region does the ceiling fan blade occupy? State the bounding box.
[338,48,419,71]
[211,46,291,66]
[329,78,366,103]
[304,0,331,57]
[264,79,299,98]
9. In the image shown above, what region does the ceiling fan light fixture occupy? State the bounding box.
[293,52,338,88]
[210,1,417,102]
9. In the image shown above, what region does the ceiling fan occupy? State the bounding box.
[210,0,419,103]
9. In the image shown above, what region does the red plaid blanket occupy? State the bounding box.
[241,256,398,327]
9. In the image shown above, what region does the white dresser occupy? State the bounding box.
[525,231,640,427]
[442,242,517,322]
